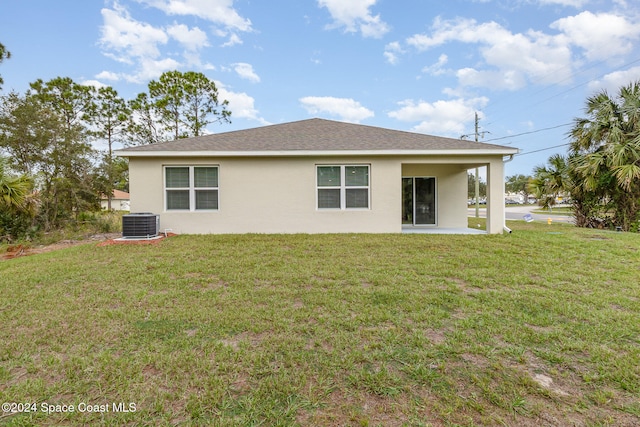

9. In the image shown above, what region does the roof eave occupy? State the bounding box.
[115,148,519,158]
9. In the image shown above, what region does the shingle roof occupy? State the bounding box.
[117,118,517,155]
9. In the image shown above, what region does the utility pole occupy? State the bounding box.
[461,112,488,218]
[474,113,480,218]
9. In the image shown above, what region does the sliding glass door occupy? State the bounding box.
[402,177,436,226]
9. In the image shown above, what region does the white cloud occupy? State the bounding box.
[100,5,168,61]
[384,41,403,65]
[166,23,209,51]
[388,97,489,136]
[317,0,390,38]
[99,3,233,83]
[383,51,398,65]
[403,12,640,92]
[406,17,574,89]
[299,96,374,123]
[124,57,181,83]
[136,0,252,32]
[538,0,588,7]
[95,71,120,81]
[422,54,449,76]
[551,11,640,61]
[81,80,109,89]
[232,63,260,83]
[456,68,526,91]
[588,66,640,93]
[182,52,216,70]
[216,82,269,124]
[221,33,243,47]
[99,1,250,81]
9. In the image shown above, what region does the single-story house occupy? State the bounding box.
[100,189,131,211]
[115,118,518,234]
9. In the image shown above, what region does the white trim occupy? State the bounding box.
[316,164,371,211]
[164,165,219,212]
[117,148,519,158]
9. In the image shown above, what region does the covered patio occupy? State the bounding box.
[400,158,506,234]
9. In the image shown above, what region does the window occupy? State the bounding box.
[165,166,218,211]
[317,165,369,209]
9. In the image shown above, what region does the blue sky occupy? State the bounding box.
[1,0,639,177]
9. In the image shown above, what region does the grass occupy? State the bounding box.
[1,220,639,426]
[532,207,573,215]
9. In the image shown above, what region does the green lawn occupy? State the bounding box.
[1,220,639,426]
[532,207,573,215]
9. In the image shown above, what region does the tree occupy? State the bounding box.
[26,77,97,227]
[0,156,37,241]
[505,174,532,203]
[145,70,230,141]
[0,91,59,175]
[28,77,95,129]
[0,91,72,228]
[0,42,10,90]
[568,81,640,230]
[182,71,231,136]
[529,154,570,210]
[127,92,164,146]
[148,70,185,141]
[567,159,612,228]
[127,71,231,145]
[0,156,30,210]
[86,86,129,209]
[0,78,99,228]
[467,173,486,199]
[111,157,129,192]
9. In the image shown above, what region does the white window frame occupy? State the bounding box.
[316,164,370,210]
[164,165,219,212]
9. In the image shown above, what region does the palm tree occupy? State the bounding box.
[529,154,570,210]
[569,81,640,230]
[0,157,30,210]
[0,157,37,240]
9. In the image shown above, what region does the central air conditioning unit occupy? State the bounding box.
[122,213,159,238]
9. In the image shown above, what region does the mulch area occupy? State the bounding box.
[2,244,30,260]
[2,233,177,260]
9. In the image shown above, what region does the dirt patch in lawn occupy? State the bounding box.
[1,233,178,260]
[1,233,121,260]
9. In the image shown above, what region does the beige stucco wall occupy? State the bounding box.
[486,159,506,235]
[130,156,401,234]
[128,154,506,234]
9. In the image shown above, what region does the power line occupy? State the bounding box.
[466,56,640,138]
[483,122,572,143]
[516,142,571,156]
[480,58,610,125]
[528,56,640,109]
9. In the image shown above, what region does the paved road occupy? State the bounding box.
[468,205,574,224]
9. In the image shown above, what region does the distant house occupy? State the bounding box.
[115,118,517,234]
[101,189,130,211]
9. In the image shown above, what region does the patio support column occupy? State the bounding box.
[486,158,505,234]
